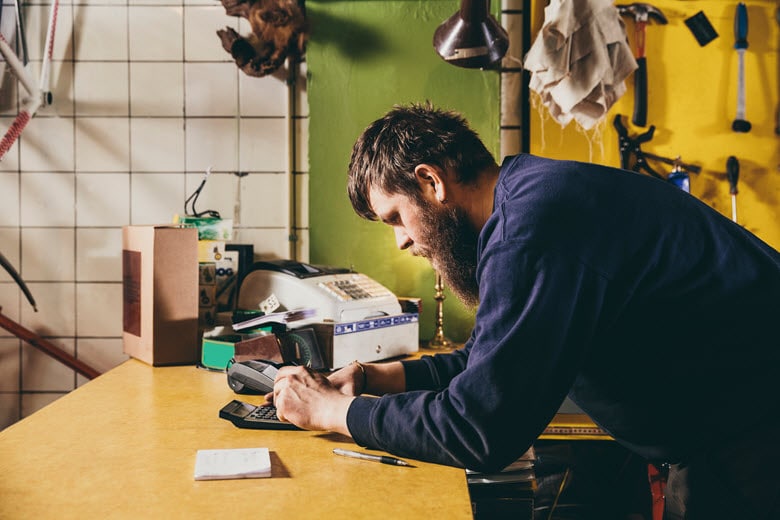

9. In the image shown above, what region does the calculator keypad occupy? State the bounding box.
[219,400,302,430]
[248,405,281,421]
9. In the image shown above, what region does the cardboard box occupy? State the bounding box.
[122,225,199,366]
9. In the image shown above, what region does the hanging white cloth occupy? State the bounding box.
[523,0,637,130]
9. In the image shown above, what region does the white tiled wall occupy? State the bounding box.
[0,0,309,428]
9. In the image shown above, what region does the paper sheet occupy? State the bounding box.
[194,447,271,480]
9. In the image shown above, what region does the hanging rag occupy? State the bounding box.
[523,0,637,130]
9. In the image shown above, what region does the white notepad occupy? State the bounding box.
[194,447,272,480]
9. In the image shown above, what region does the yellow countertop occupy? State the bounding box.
[0,359,472,519]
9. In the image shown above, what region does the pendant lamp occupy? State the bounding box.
[433,0,509,69]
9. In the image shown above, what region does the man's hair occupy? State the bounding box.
[347,102,497,220]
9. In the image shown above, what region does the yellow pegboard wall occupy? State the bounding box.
[529,0,779,250]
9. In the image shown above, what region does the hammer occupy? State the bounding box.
[617,3,668,127]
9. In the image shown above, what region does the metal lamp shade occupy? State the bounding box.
[433,0,509,69]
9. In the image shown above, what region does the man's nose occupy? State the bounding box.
[394,228,412,250]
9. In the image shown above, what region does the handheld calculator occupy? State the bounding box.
[219,399,301,430]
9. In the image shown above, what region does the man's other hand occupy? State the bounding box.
[272,365,354,436]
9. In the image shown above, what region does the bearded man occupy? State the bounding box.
[269,103,780,519]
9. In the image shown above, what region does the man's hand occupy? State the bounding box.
[269,366,354,436]
[327,362,366,396]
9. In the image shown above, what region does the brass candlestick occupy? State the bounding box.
[428,271,453,349]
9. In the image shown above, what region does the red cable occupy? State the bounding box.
[0,110,31,160]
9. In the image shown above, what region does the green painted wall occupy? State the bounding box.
[306,1,501,342]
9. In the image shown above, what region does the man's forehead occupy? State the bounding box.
[368,186,391,213]
[368,186,405,219]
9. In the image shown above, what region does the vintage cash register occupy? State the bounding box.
[236,260,419,368]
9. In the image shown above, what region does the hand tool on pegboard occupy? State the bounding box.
[614,115,701,185]
[731,3,751,133]
[684,11,718,47]
[726,156,740,223]
[615,115,663,178]
[617,3,668,127]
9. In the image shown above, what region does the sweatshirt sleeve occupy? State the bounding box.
[345,242,609,471]
[402,343,472,391]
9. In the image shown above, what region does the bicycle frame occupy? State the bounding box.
[0,0,59,160]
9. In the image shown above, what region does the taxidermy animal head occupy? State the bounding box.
[217,0,308,77]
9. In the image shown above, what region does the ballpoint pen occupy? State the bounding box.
[333,448,412,467]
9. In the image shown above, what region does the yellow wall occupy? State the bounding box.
[529,0,779,250]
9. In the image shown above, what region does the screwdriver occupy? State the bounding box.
[726,156,739,223]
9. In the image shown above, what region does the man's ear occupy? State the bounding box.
[414,164,447,203]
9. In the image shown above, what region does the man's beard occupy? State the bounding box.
[411,201,480,309]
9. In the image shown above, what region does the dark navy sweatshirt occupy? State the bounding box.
[346,154,780,472]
